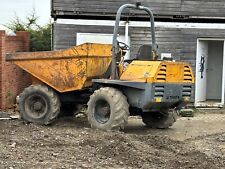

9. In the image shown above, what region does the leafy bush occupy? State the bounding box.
[5,10,51,51]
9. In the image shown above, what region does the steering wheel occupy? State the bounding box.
[118,41,130,51]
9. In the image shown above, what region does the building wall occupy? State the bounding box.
[52,23,125,49]
[51,0,225,19]
[53,22,225,74]
[0,31,31,109]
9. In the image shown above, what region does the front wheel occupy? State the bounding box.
[141,110,177,129]
[87,87,129,131]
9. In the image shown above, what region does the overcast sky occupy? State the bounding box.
[0,0,51,26]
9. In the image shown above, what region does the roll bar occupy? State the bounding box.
[111,3,158,79]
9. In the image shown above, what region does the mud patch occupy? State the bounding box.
[1,116,225,169]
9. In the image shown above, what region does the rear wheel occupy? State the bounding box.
[18,85,61,125]
[87,87,129,131]
[141,110,177,129]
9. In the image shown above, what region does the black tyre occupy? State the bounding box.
[18,85,61,125]
[87,87,129,131]
[142,110,177,129]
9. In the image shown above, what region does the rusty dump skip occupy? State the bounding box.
[6,43,112,93]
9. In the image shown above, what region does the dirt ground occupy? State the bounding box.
[0,110,225,169]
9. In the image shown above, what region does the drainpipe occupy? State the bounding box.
[125,21,130,60]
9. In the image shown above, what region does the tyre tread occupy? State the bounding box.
[87,87,129,131]
[18,84,60,125]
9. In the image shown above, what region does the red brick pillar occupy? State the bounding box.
[0,30,31,109]
[16,31,29,51]
[0,31,6,108]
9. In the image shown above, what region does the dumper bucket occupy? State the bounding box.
[6,43,112,92]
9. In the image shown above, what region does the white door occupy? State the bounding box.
[195,40,208,103]
[207,41,224,100]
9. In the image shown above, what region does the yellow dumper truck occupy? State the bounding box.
[6,3,194,131]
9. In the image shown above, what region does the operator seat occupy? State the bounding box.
[136,45,153,61]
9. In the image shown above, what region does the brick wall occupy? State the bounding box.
[0,30,31,109]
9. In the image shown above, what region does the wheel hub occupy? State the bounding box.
[95,99,111,124]
[33,101,42,111]
[99,106,110,116]
[25,94,47,119]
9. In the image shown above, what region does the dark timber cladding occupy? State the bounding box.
[53,23,225,73]
[52,0,225,19]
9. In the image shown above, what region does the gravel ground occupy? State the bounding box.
[0,111,225,169]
